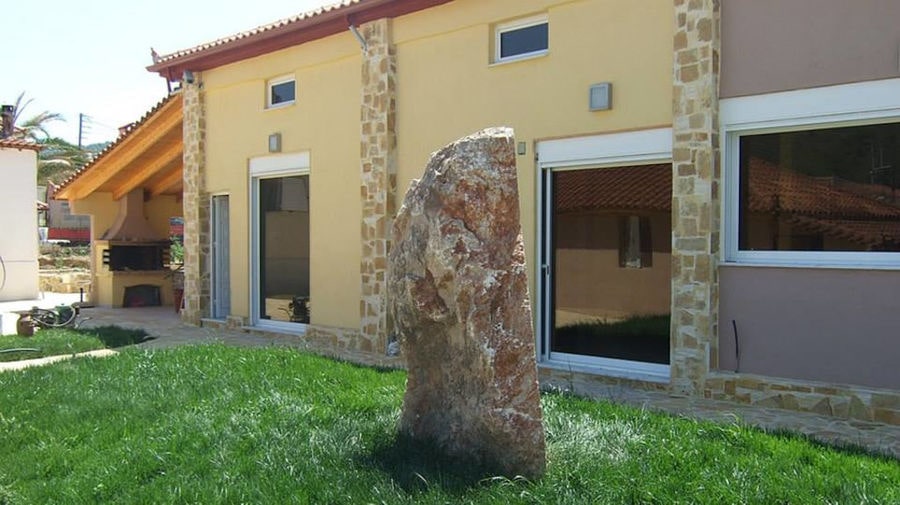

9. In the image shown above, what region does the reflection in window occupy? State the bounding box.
[550,165,671,364]
[739,123,900,252]
[258,175,310,323]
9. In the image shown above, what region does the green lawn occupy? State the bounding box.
[0,326,148,362]
[0,346,897,504]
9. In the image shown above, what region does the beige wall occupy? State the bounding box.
[201,0,674,331]
[719,266,900,390]
[721,0,900,98]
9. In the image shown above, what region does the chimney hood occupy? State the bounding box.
[101,188,166,242]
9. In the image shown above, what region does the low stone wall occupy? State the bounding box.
[705,372,900,425]
[39,270,91,294]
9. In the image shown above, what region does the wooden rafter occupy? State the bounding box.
[111,140,182,200]
[148,164,184,197]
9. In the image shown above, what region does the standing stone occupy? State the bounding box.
[388,127,546,478]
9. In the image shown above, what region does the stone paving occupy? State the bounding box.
[3,302,897,460]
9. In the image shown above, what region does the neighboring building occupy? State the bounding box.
[0,137,42,301]
[146,0,900,425]
[45,182,91,243]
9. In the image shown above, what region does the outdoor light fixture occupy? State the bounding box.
[517,141,527,155]
[268,133,282,153]
[183,70,195,84]
[589,82,612,111]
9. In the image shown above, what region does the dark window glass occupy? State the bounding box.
[549,166,671,364]
[739,123,900,252]
[270,80,295,105]
[499,22,548,59]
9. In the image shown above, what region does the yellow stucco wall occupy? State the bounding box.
[200,0,673,330]
[202,35,362,326]
[395,0,674,278]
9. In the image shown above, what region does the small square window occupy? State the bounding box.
[267,76,296,108]
[495,15,548,63]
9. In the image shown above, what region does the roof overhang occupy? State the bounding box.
[55,93,183,202]
[147,0,452,79]
[0,138,42,151]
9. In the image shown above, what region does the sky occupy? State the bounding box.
[2,0,334,146]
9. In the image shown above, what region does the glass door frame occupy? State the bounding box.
[535,129,674,383]
[248,152,311,334]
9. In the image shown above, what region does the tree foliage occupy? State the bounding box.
[5,91,95,183]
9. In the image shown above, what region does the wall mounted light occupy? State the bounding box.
[183,70,195,84]
[517,141,527,156]
[268,133,282,153]
[589,82,612,111]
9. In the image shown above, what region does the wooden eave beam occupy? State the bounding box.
[111,141,183,200]
[148,164,184,197]
[65,99,182,200]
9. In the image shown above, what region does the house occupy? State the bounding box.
[54,95,184,308]
[0,133,42,302]
[145,0,900,425]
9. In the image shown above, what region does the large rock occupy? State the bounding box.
[388,127,545,478]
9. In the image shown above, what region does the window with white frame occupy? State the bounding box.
[722,80,900,267]
[495,15,548,63]
[267,76,296,108]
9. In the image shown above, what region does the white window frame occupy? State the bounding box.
[249,152,311,334]
[266,75,296,109]
[721,78,900,269]
[536,128,673,383]
[494,14,548,64]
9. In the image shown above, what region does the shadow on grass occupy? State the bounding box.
[361,432,520,495]
[75,325,153,348]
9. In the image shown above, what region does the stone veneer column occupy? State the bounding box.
[670,0,720,395]
[181,80,210,325]
[359,18,397,353]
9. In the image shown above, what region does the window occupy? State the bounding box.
[722,80,900,268]
[495,15,548,63]
[267,76,295,108]
[736,123,900,255]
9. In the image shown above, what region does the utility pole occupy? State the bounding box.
[78,113,84,149]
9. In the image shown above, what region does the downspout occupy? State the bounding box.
[348,17,368,51]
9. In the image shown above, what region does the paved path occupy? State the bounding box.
[3,302,898,460]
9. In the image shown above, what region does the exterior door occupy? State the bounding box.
[211,195,231,319]
[541,165,671,381]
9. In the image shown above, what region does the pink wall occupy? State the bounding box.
[721,0,900,98]
[718,265,900,390]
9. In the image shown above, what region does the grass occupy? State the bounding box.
[0,326,148,362]
[0,345,897,504]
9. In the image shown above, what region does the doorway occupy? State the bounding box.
[544,164,671,370]
[211,195,230,319]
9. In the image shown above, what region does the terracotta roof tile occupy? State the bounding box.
[153,0,361,65]
[0,138,42,151]
[554,164,672,213]
[746,158,900,220]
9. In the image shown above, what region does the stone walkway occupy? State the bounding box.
[3,302,898,460]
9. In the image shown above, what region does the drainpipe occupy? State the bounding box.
[348,18,368,51]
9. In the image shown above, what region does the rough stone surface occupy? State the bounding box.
[388,127,546,478]
[671,0,720,395]
[181,84,209,325]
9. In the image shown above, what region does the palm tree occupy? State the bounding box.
[5,92,91,183]
[7,91,64,142]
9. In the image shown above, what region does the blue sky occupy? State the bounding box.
[2,0,332,145]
